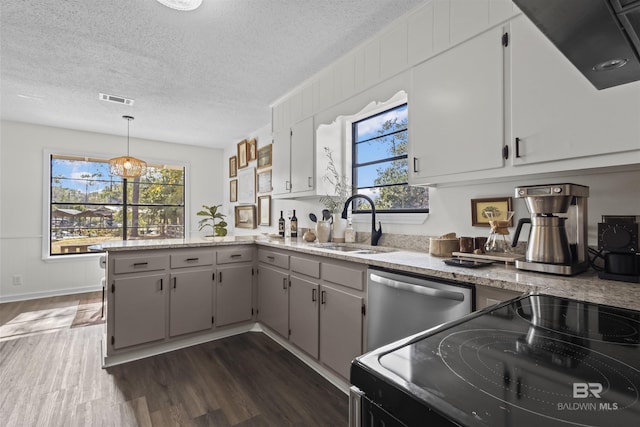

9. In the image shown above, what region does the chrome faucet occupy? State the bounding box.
[341,194,382,246]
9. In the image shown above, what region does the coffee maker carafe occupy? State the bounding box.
[512,184,589,275]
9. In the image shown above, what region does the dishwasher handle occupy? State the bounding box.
[369,273,465,302]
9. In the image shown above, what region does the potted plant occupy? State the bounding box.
[197,204,228,237]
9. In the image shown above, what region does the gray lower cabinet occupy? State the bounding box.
[289,274,319,358]
[107,245,255,357]
[257,264,289,337]
[169,268,215,337]
[216,265,253,327]
[257,248,365,380]
[319,284,364,379]
[112,272,167,349]
[475,284,522,310]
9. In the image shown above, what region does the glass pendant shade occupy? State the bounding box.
[109,116,147,179]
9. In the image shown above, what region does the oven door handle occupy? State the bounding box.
[369,273,465,302]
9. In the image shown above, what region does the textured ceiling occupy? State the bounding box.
[1,0,425,148]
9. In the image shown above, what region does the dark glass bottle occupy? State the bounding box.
[278,211,285,237]
[291,210,298,238]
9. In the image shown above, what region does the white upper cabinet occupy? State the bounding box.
[409,25,506,185]
[510,15,640,166]
[290,117,315,195]
[271,128,291,195]
[272,116,315,197]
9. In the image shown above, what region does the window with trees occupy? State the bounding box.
[49,154,185,256]
[351,103,428,213]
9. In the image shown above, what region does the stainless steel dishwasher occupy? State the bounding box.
[366,267,474,351]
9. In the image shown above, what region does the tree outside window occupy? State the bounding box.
[50,155,185,255]
[352,104,428,213]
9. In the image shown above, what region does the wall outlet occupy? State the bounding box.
[12,275,23,286]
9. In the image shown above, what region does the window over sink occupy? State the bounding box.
[351,103,429,214]
[47,153,185,256]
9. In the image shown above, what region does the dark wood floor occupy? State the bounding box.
[0,293,349,426]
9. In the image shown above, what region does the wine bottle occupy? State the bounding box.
[291,210,298,238]
[278,211,285,237]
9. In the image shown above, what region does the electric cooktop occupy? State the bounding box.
[351,294,640,426]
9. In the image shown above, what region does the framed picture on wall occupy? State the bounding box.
[257,169,272,193]
[237,167,256,204]
[237,139,248,169]
[230,179,237,202]
[471,197,513,226]
[258,195,271,226]
[257,145,272,169]
[247,138,257,161]
[229,156,237,177]
[235,205,257,229]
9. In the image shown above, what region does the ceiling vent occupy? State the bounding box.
[99,93,135,106]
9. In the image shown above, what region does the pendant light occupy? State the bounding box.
[156,0,202,11]
[109,115,147,179]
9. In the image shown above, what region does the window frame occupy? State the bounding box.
[350,102,429,215]
[42,149,189,260]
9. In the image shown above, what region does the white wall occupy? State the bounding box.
[0,120,223,301]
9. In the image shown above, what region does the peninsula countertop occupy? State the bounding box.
[97,236,640,311]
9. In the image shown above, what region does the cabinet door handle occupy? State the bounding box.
[160,278,163,291]
[230,254,242,258]
[133,262,148,267]
[285,180,291,191]
[321,290,326,305]
[185,257,199,262]
[173,277,177,289]
[312,288,317,302]
[267,255,275,260]
[219,272,222,283]
[283,278,288,290]
[413,157,418,173]
[515,137,521,158]
[308,176,313,188]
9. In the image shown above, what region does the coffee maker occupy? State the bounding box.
[512,183,589,275]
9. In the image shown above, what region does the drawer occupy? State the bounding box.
[113,254,169,274]
[258,249,289,269]
[217,247,254,264]
[170,250,215,268]
[322,262,365,291]
[291,256,320,278]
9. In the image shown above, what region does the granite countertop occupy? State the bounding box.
[98,236,640,311]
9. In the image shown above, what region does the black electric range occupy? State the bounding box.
[350,294,640,426]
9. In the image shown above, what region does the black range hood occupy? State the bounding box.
[513,0,640,90]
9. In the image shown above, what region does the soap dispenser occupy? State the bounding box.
[345,219,355,243]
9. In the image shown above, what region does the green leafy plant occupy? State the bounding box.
[197,204,228,236]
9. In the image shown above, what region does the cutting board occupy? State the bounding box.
[452,251,524,264]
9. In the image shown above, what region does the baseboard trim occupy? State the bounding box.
[0,285,103,303]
